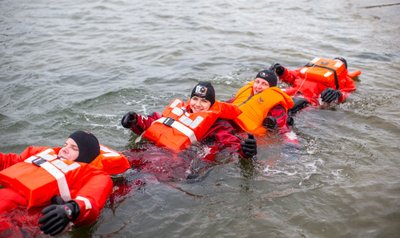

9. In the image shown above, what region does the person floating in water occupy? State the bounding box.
[228,69,297,143]
[121,82,257,161]
[0,130,130,236]
[270,57,361,114]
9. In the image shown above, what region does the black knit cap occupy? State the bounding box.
[256,69,278,87]
[191,81,215,106]
[68,130,100,163]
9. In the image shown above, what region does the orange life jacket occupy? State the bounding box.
[0,146,130,208]
[233,81,294,135]
[143,99,241,152]
[0,148,84,208]
[298,57,347,89]
[90,145,130,175]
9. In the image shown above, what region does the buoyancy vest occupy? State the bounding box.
[298,57,347,89]
[232,81,294,135]
[0,146,130,208]
[0,148,85,208]
[90,145,130,175]
[143,99,242,152]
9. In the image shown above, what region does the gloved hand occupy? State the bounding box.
[288,97,309,116]
[51,195,66,205]
[241,134,257,158]
[286,116,294,126]
[269,63,285,76]
[262,116,277,131]
[39,201,80,236]
[121,111,138,128]
[321,88,342,103]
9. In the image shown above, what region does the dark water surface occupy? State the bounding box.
[1,0,400,237]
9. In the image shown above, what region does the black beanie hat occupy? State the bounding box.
[256,69,278,87]
[191,82,215,106]
[68,131,100,163]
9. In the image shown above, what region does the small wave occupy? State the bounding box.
[262,156,324,187]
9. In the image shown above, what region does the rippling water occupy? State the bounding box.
[1,0,400,237]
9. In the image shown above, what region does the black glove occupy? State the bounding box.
[51,195,66,205]
[39,201,80,236]
[288,97,309,116]
[269,63,285,76]
[263,116,277,131]
[321,88,342,103]
[121,111,138,128]
[241,134,257,158]
[287,116,294,126]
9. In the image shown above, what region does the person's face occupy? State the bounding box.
[58,138,80,161]
[189,96,211,113]
[253,78,270,95]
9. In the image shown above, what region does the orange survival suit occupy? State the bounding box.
[143,99,242,152]
[0,145,130,226]
[280,57,361,106]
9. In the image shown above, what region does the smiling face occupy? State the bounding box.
[189,96,212,113]
[252,78,270,95]
[58,138,80,161]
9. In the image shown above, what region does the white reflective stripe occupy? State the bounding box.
[334,60,343,68]
[171,107,184,116]
[170,99,181,108]
[300,67,308,74]
[25,148,56,163]
[25,155,38,163]
[189,116,204,129]
[75,196,92,210]
[100,145,119,157]
[40,153,57,161]
[179,115,193,126]
[157,117,197,143]
[324,71,332,77]
[311,57,320,64]
[170,121,197,143]
[50,160,80,173]
[40,162,71,201]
